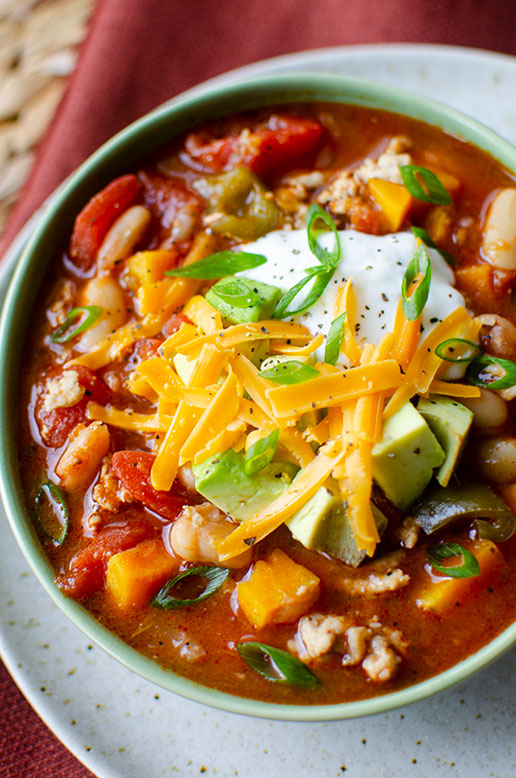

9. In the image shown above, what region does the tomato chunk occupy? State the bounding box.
[163,312,192,336]
[185,116,322,178]
[58,519,154,598]
[138,171,204,245]
[111,450,186,521]
[69,174,141,272]
[36,367,110,447]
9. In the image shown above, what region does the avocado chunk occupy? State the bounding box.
[206,276,282,325]
[238,338,270,367]
[192,448,298,522]
[417,395,473,487]
[372,401,445,512]
[286,480,388,567]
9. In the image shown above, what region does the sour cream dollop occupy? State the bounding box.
[240,229,466,365]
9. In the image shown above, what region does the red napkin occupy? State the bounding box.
[2,0,516,775]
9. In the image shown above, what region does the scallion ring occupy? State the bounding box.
[434,338,483,363]
[466,355,516,390]
[427,542,480,579]
[236,641,320,687]
[34,482,69,545]
[259,360,319,385]
[164,250,267,279]
[306,202,341,268]
[324,312,346,365]
[51,306,103,344]
[400,165,452,205]
[410,226,456,267]
[244,429,279,476]
[211,277,260,308]
[150,566,229,609]
[401,244,432,321]
[273,267,334,319]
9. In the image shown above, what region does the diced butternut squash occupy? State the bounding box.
[416,539,505,614]
[368,179,412,231]
[425,205,453,245]
[183,295,222,334]
[429,168,461,197]
[127,250,174,287]
[106,538,180,609]
[455,263,498,312]
[237,548,320,628]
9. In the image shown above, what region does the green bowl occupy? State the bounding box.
[2,73,516,721]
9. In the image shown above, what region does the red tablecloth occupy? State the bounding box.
[2,0,516,774]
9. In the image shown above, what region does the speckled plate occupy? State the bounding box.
[2,44,516,777]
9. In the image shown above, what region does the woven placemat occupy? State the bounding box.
[0,0,94,236]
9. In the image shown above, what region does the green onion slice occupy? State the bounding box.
[244,429,279,476]
[236,641,320,687]
[150,566,229,609]
[400,165,453,205]
[466,355,516,390]
[435,338,483,363]
[273,267,334,319]
[474,512,516,543]
[306,203,341,268]
[427,542,480,579]
[51,306,103,344]
[165,250,267,279]
[410,226,456,267]
[211,277,260,308]
[35,482,69,545]
[401,243,432,321]
[324,312,346,365]
[259,360,319,385]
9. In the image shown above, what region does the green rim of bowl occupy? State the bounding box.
[2,73,516,722]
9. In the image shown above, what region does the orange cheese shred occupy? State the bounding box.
[266,360,402,419]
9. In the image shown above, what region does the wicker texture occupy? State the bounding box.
[0,0,93,235]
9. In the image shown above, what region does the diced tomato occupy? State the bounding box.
[138,171,204,245]
[348,200,383,235]
[130,338,163,364]
[111,450,187,521]
[69,174,141,272]
[493,268,516,297]
[73,365,111,405]
[36,367,110,447]
[184,116,323,179]
[163,312,192,336]
[58,519,154,598]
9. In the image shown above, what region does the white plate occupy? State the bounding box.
[3,44,516,778]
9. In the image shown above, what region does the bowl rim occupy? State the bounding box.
[2,71,516,722]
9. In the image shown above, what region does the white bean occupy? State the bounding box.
[460,388,508,429]
[481,188,516,269]
[177,464,196,493]
[75,277,127,352]
[474,437,516,484]
[169,503,251,569]
[476,313,516,361]
[97,205,151,273]
[56,421,110,491]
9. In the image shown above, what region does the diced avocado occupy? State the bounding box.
[173,353,196,384]
[286,479,387,567]
[206,276,282,325]
[372,401,445,512]
[417,395,473,487]
[260,354,315,372]
[192,448,298,522]
[238,339,270,367]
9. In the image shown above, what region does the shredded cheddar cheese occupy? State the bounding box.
[78,239,480,562]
